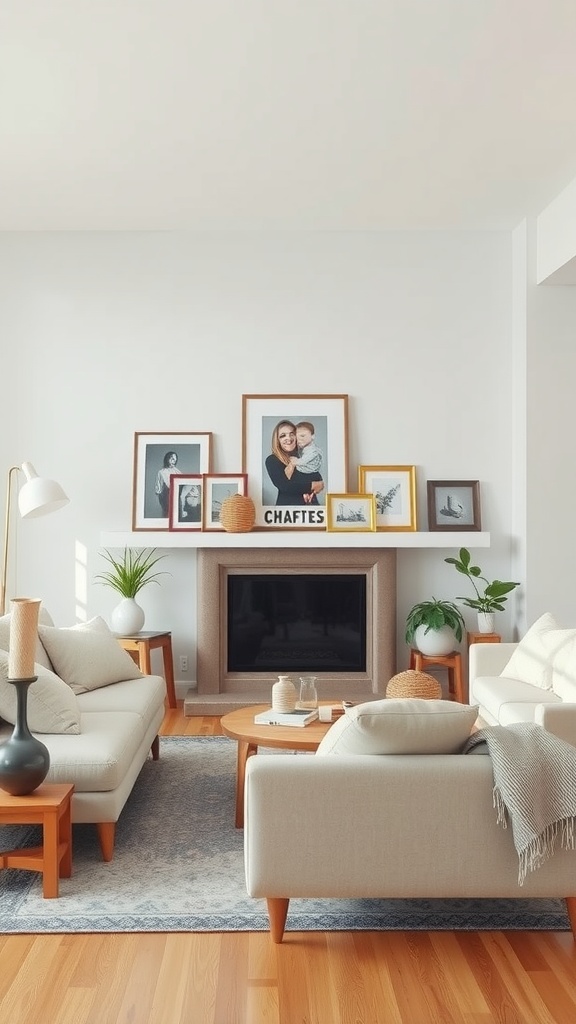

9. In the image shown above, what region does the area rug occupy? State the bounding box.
[0,737,570,934]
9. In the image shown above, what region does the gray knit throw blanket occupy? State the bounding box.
[463,722,576,885]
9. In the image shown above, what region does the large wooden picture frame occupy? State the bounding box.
[242,394,349,530]
[358,465,417,532]
[132,431,212,531]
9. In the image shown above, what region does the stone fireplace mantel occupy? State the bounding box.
[101,530,490,549]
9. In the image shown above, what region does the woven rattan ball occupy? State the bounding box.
[219,493,256,533]
[386,670,442,700]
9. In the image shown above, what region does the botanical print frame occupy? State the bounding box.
[202,473,248,531]
[326,493,376,532]
[358,465,417,532]
[427,480,481,531]
[132,432,212,531]
[168,475,203,531]
[242,394,349,530]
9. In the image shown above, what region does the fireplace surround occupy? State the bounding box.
[184,547,397,715]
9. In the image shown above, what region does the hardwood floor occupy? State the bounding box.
[1,705,576,1024]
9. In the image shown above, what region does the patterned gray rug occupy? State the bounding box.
[0,736,570,934]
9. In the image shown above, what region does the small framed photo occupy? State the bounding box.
[242,394,349,530]
[427,480,481,531]
[132,432,212,531]
[358,465,417,532]
[326,493,376,532]
[202,473,248,531]
[168,475,203,531]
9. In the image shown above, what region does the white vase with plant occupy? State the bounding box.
[444,547,520,633]
[95,548,168,635]
[405,598,465,656]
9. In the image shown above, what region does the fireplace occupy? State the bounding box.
[184,547,397,714]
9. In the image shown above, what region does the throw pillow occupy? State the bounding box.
[0,607,55,671]
[499,613,576,691]
[38,616,143,694]
[0,650,80,734]
[315,698,478,756]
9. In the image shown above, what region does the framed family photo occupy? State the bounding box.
[326,493,376,532]
[202,473,248,531]
[358,465,417,532]
[427,480,481,531]
[168,475,203,532]
[242,394,349,530]
[132,432,212,531]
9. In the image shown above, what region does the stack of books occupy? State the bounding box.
[253,708,319,727]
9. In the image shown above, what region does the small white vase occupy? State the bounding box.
[413,624,456,657]
[111,597,145,635]
[271,675,297,712]
[477,612,495,634]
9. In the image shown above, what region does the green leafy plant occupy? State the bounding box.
[444,547,520,614]
[95,548,169,598]
[405,598,465,645]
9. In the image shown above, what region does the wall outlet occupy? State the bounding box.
[179,655,188,673]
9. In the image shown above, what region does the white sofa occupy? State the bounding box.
[0,613,166,860]
[469,612,576,745]
[243,697,576,942]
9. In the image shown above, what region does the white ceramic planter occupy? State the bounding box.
[413,624,457,656]
[111,597,145,636]
[477,612,495,634]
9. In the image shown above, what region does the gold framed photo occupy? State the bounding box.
[358,465,417,532]
[326,493,376,532]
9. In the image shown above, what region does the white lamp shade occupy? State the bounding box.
[17,462,69,519]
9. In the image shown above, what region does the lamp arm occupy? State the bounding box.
[1,466,21,617]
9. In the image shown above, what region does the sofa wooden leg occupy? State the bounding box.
[151,735,160,761]
[565,898,576,937]
[97,822,116,862]
[267,898,289,943]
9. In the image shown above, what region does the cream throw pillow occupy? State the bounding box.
[38,616,143,694]
[0,650,80,734]
[499,613,575,691]
[315,698,478,756]
[0,607,55,671]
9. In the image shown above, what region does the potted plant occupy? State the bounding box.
[405,598,465,656]
[95,548,169,635]
[444,547,520,633]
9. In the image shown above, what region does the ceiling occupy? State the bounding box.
[2,1,576,232]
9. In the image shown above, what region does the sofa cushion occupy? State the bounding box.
[0,650,81,734]
[38,616,143,694]
[315,698,478,756]
[0,608,55,671]
[499,613,575,691]
[550,633,576,701]
[43,711,145,791]
[472,673,562,726]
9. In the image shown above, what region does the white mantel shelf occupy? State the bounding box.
[101,530,490,549]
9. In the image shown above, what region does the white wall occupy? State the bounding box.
[0,230,516,680]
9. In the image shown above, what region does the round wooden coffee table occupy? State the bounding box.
[220,704,334,828]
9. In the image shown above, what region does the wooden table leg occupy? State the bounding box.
[160,636,177,709]
[42,807,61,898]
[235,739,258,829]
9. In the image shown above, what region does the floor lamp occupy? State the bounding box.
[1,462,70,616]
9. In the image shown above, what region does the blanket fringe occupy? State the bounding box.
[517,818,576,886]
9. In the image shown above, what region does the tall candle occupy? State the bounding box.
[8,598,41,679]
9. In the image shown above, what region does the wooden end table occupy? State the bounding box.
[220,704,334,828]
[0,783,74,898]
[117,630,177,709]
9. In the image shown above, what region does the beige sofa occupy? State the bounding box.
[243,697,576,942]
[0,612,166,860]
[469,613,576,745]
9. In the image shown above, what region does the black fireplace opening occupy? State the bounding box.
[227,573,367,673]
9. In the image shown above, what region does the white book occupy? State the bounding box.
[253,708,319,727]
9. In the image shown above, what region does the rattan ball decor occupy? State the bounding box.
[386,669,442,700]
[219,493,256,533]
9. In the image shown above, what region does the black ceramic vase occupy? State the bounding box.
[0,677,50,795]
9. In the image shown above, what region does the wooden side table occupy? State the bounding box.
[117,630,177,708]
[0,783,74,898]
[467,631,501,646]
[409,649,465,703]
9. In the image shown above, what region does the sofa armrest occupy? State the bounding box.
[469,642,517,680]
[535,703,576,748]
